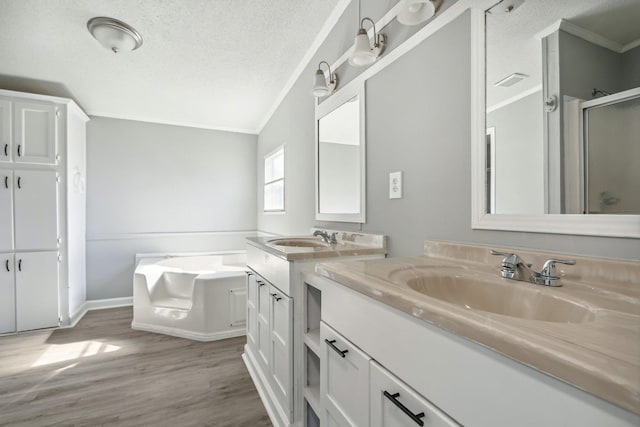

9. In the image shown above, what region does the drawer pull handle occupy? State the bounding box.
[325,339,348,358]
[257,280,265,287]
[4,259,9,272]
[272,294,282,301]
[18,259,22,272]
[17,176,21,189]
[383,391,425,426]
[245,271,253,276]
[17,144,22,157]
[3,143,7,157]
[4,176,7,189]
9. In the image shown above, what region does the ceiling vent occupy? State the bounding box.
[494,73,528,87]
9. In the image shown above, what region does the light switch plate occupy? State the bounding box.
[389,171,402,199]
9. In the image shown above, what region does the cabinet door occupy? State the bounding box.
[0,253,15,334]
[0,172,12,252]
[256,276,271,368]
[321,321,371,427]
[15,251,59,331]
[0,98,11,163]
[14,170,58,250]
[269,285,293,417]
[246,272,258,348]
[13,101,57,165]
[371,361,460,427]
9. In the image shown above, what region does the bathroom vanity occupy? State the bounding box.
[243,230,387,427]
[302,241,639,426]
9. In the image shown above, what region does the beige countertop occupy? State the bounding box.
[314,241,640,415]
[246,230,387,261]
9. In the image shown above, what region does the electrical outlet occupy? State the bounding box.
[389,171,402,199]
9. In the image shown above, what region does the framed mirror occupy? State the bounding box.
[471,0,640,237]
[315,83,366,223]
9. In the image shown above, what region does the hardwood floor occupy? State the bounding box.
[0,307,272,427]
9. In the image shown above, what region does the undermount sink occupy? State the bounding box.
[406,274,595,323]
[267,238,330,248]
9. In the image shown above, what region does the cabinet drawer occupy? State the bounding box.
[371,361,460,427]
[321,321,371,427]
[246,244,290,295]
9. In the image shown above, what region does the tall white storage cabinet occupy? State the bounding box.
[0,89,88,334]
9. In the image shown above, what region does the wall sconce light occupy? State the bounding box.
[87,17,143,53]
[349,17,386,67]
[312,61,338,98]
[397,0,441,26]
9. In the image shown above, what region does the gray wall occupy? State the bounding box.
[257,7,640,260]
[621,46,640,90]
[87,117,257,299]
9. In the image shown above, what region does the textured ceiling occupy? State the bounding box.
[0,0,340,133]
[487,0,640,107]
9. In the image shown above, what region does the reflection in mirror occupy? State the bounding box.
[318,96,360,214]
[315,84,365,223]
[485,0,640,215]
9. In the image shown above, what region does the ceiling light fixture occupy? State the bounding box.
[312,61,338,98]
[397,0,441,26]
[349,17,386,67]
[87,17,143,53]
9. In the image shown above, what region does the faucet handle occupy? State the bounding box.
[489,249,511,257]
[541,258,576,277]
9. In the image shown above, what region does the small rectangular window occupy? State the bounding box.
[264,146,285,212]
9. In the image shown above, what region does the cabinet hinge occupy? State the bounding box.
[56,175,61,184]
[55,108,60,118]
[58,254,62,262]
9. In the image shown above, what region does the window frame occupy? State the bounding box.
[263,145,285,213]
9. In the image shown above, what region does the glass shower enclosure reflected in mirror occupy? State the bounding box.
[584,93,640,214]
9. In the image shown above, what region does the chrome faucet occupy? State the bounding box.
[313,230,338,245]
[490,250,575,287]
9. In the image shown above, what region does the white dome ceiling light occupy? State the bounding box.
[87,17,143,54]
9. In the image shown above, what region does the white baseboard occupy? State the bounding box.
[242,345,288,427]
[61,297,134,328]
[131,321,246,342]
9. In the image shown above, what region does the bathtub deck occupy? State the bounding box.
[0,307,271,427]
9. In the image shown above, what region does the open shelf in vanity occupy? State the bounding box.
[303,280,322,425]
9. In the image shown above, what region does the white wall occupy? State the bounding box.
[86,117,257,299]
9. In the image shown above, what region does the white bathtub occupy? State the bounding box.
[132,252,247,341]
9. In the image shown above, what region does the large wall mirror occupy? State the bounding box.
[472,0,640,237]
[315,83,366,223]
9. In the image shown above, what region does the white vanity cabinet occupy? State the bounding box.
[0,89,88,334]
[307,273,639,427]
[320,321,371,427]
[245,268,293,425]
[244,234,387,427]
[370,362,459,427]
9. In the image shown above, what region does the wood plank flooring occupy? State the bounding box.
[0,307,271,427]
